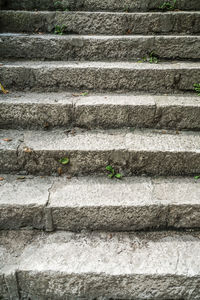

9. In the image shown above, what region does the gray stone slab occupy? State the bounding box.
[1,34,200,61]
[0,129,24,173]
[1,93,200,130]
[1,11,200,35]
[1,230,198,299]
[1,60,200,93]
[126,129,200,175]
[2,0,200,11]
[1,128,200,176]
[0,92,73,129]
[0,175,53,229]
[48,176,200,231]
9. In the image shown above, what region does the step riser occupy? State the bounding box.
[1,231,200,299]
[1,64,200,93]
[1,147,200,176]
[2,0,200,11]
[1,97,200,130]
[1,35,200,61]
[1,11,200,35]
[1,176,200,231]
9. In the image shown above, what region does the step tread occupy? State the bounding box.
[1,174,200,231]
[1,128,200,152]
[2,60,200,69]
[1,230,200,298]
[1,92,200,130]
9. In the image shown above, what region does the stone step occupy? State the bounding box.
[1,92,200,130]
[1,11,200,35]
[1,128,200,176]
[1,174,200,231]
[1,230,200,299]
[1,60,200,93]
[2,0,200,12]
[1,33,200,61]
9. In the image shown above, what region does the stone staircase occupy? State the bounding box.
[0,0,200,299]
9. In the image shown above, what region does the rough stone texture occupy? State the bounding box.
[0,175,200,231]
[2,0,200,11]
[1,61,200,93]
[48,176,200,231]
[0,128,200,176]
[1,230,200,299]
[0,129,23,173]
[1,33,200,61]
[1,11,200,35]
[0,175,53,229]
[0,92,73,129]
[1,93,200,130]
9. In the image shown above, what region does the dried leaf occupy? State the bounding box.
[17,176,26,180]
[57,167,62,176]
[3,138,12,142]
[0,83,9,94]
[24,147,32,153]
[0,177,4,181]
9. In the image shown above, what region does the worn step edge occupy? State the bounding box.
[2,0,200,11]
[1,175,200,231]
[1,128,200,176]
[1,11,200,35]
[1,92,200,130]
[1,230,200,299]
[1,33,200,61]
[1,60,200,93]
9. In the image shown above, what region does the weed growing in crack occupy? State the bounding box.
[54,24,66,35]
[106,165,122,179]
[194,83,200,96]
[159,0,177,11]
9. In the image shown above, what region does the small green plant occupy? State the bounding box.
[54,1,63,10]
[194,175,200,180]
[54,24,66,35]
[138,51,159,64]
[159,0,176,11]
[80,92,89,96]
[106,165,122,179]
[194,83,200,96]
[59,157,69,165]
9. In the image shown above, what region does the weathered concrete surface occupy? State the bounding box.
[0,175,53,229]
[1,61,200,93]
[0,92,74,129]
[1,230,200,299]
[2,0,200,11]
[1,175,200,231]
[1,93,200,130]
[0,130,23,173]
[48,176,200,231]
[1,11,200,35]
[1,33,200,61]
[0,128,200,176]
